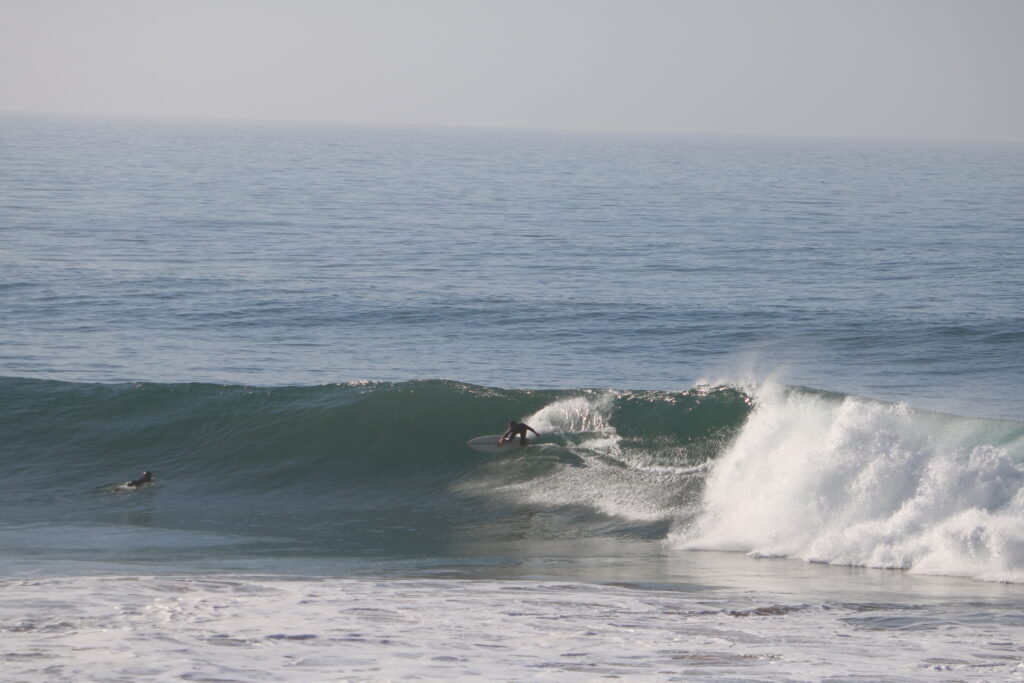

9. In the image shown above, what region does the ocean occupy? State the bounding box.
[1,114,1022,681]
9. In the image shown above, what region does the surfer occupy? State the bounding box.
[499,421,538,447]
[123,471,153,488]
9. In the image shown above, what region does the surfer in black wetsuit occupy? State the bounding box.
[124,471,153,488]
[499,421,538,447]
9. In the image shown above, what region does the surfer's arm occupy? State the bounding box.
[526,426,539,436]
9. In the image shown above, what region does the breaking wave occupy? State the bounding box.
[1,376,1021,581]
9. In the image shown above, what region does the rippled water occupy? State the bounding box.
[2,114,1022,680]
[3,115,1022,417]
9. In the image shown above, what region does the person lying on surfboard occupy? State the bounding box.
[124,471,153,488]
[499,421,538,447]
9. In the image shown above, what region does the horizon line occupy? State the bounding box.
[3,107,1022,147]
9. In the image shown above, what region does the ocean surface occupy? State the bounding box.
[1,114,1023,680]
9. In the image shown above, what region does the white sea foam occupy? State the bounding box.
[2,574,1021,682]
[674,384,1024,582]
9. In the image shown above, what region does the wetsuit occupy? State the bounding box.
[125,471,153,488]
[502,422,538,446]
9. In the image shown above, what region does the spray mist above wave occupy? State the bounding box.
[672,384,1024,583]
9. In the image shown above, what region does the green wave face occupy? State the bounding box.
[0,378,752,495]
[0,378,752,562]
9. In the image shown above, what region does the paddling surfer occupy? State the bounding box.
[499,421,538,447]
[123,471,153,488]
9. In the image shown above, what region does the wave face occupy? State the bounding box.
[2,377,1022,582]
[0,377,747,497]
[0,377,749,569]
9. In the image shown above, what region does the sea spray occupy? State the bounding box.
[673,383,1024,582]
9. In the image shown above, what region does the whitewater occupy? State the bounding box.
[2,115,1023,680]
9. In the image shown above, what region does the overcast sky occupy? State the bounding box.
[1,0,1021,141]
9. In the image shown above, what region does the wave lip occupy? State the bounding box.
[672,384,1024,583]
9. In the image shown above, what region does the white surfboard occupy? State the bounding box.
[466,434,531,453]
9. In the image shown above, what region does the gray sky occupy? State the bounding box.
[2,0,1021,141]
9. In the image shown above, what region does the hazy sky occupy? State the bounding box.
[2,0,1021,141]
